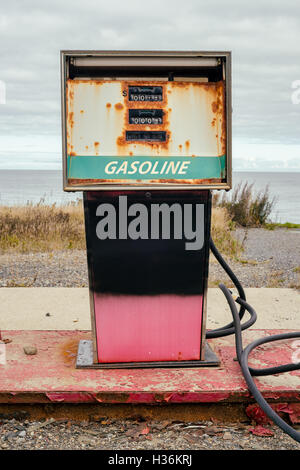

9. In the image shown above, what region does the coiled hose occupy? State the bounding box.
[207,238,300,443]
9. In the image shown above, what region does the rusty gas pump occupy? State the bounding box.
[61,50,231,368]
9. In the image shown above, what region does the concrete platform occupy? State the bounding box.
[0,288,299,421]
[1,329,299,407]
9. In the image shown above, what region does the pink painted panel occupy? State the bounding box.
[94,294,203,363]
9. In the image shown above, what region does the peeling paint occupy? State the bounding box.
[246,403,300,425]
[46,392,96,403]
[1,330,299,406]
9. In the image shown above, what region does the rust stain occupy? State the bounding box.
[68,177,224,185]
[148,177,224,185]
[67,81,74,102]
[116,136,124,147]
[68,112,74,129]
[185,140,190,153]
[80,110,84,114]
[215,81,226,155]
[211,101,219,113]
[0,402,250,423]
[153,393,173,403]
[106,102,111,108]
[114,102,124,111]
[59,339,79,367]
[95,392,130,403]
[94,141,100,155]
[70,79,105,86]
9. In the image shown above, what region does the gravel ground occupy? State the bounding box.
[0,417,300,451]
[0,228,299,288]
[0,250,87,287]
[209,228,300,289]
[209,227,300,288]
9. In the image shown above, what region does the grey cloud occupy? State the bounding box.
[0,0,300,155]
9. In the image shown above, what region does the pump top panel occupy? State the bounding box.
[61,51,231,191]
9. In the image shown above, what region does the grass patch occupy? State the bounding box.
[265,222,300,230]
[237,258,258,265]
[213,182,276,227]
[267,270,285,287]
[211,206,243,258]
[0,200,85,253]
[208,278,234,288]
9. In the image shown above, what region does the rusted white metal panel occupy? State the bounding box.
[67,80,225,158]
[65,80,226,187]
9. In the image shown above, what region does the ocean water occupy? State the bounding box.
[233,172,300,224]
[0,170,299,223]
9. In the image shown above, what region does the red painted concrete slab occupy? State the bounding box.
[0,330,299,405]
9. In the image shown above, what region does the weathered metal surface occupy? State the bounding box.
[0,402,249,423]
[65,79,226,187]
[76,339,93,367]
[76,340,220,369]
[93,294,203,364]
[66,79,225,157]
[0,330,299,404]
[83,190,211,364]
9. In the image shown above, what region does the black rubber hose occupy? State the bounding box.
[208,239,300,442]
[219,282,300,443]
[207,239,299,377]
[234,297,298,376]
[207,238,247,338]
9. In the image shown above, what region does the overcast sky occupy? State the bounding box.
[1,0,300,170]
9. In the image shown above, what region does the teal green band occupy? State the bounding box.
[67,154,226,180]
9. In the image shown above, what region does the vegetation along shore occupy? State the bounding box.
[0,183,299,289]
